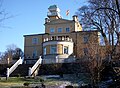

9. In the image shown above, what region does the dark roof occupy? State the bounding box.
[71,30,98,33]
[23,33,48,37]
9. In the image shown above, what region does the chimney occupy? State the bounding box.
[45,18,49,23]
[73,15,78,22]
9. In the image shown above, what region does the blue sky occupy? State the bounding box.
[0,0,87,52]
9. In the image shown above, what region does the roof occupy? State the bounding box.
[23,33,47,37]
[48,5,57,9]
[71,30,98,33]
[45,18,74,25]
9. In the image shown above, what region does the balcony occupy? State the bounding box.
[43,37,73,47]
[43,37,72,42]
[43,37,73,56]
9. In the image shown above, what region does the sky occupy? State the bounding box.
[0,0,87,53]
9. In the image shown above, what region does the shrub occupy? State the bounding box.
[17,74,21,77]
[23,82,29,87]
[39,78,44,82]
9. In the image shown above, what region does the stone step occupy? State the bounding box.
[10,64,33,77]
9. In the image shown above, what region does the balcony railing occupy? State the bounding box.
[43,37,72,42]
[42,57,76,64]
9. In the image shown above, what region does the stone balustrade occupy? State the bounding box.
[43,37,72,42]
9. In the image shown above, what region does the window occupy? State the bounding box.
[32,49,37,58]
[58,28,62,32]
[50,46,57,54]
[66,27,70,32]
[64,46,68,54]
[50,28,54,33]
[83,36,89,43]
[43,47,46,55]
[83,48,88,55]
[32,38,38,44]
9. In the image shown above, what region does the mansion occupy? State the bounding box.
[24,5,101,64]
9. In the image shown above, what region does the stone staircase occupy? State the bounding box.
[10,64,33,77]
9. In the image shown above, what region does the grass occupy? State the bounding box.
[0,77,61,88]
[0,77,25,83]
[0,77,43,88]
[0,74,91,88]
[0,77,43,83]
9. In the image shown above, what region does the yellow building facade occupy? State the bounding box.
[24,5,100,64]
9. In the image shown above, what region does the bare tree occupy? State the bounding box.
[76,0,120,58]
[0,44,23,64]
[12,48,23,60]
[0,0,13,28]
[76,0,120,86]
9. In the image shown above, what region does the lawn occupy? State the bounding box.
[0,74,91,88]
[0,77,42,88]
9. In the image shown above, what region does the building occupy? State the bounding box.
[24,5,100,64]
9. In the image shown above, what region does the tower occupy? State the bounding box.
[47,5,61,21]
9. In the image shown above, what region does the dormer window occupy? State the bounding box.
[50,28,54,33]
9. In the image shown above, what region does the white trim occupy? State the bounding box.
[43,41,73,47]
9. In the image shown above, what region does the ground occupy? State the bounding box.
[0,74,90,88]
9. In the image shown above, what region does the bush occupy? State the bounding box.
[17,74,21,77]
[39,78,44,82]
[23,82,30,87]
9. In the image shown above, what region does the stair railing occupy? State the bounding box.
[28,56,42,76]
[7,57,23,77]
